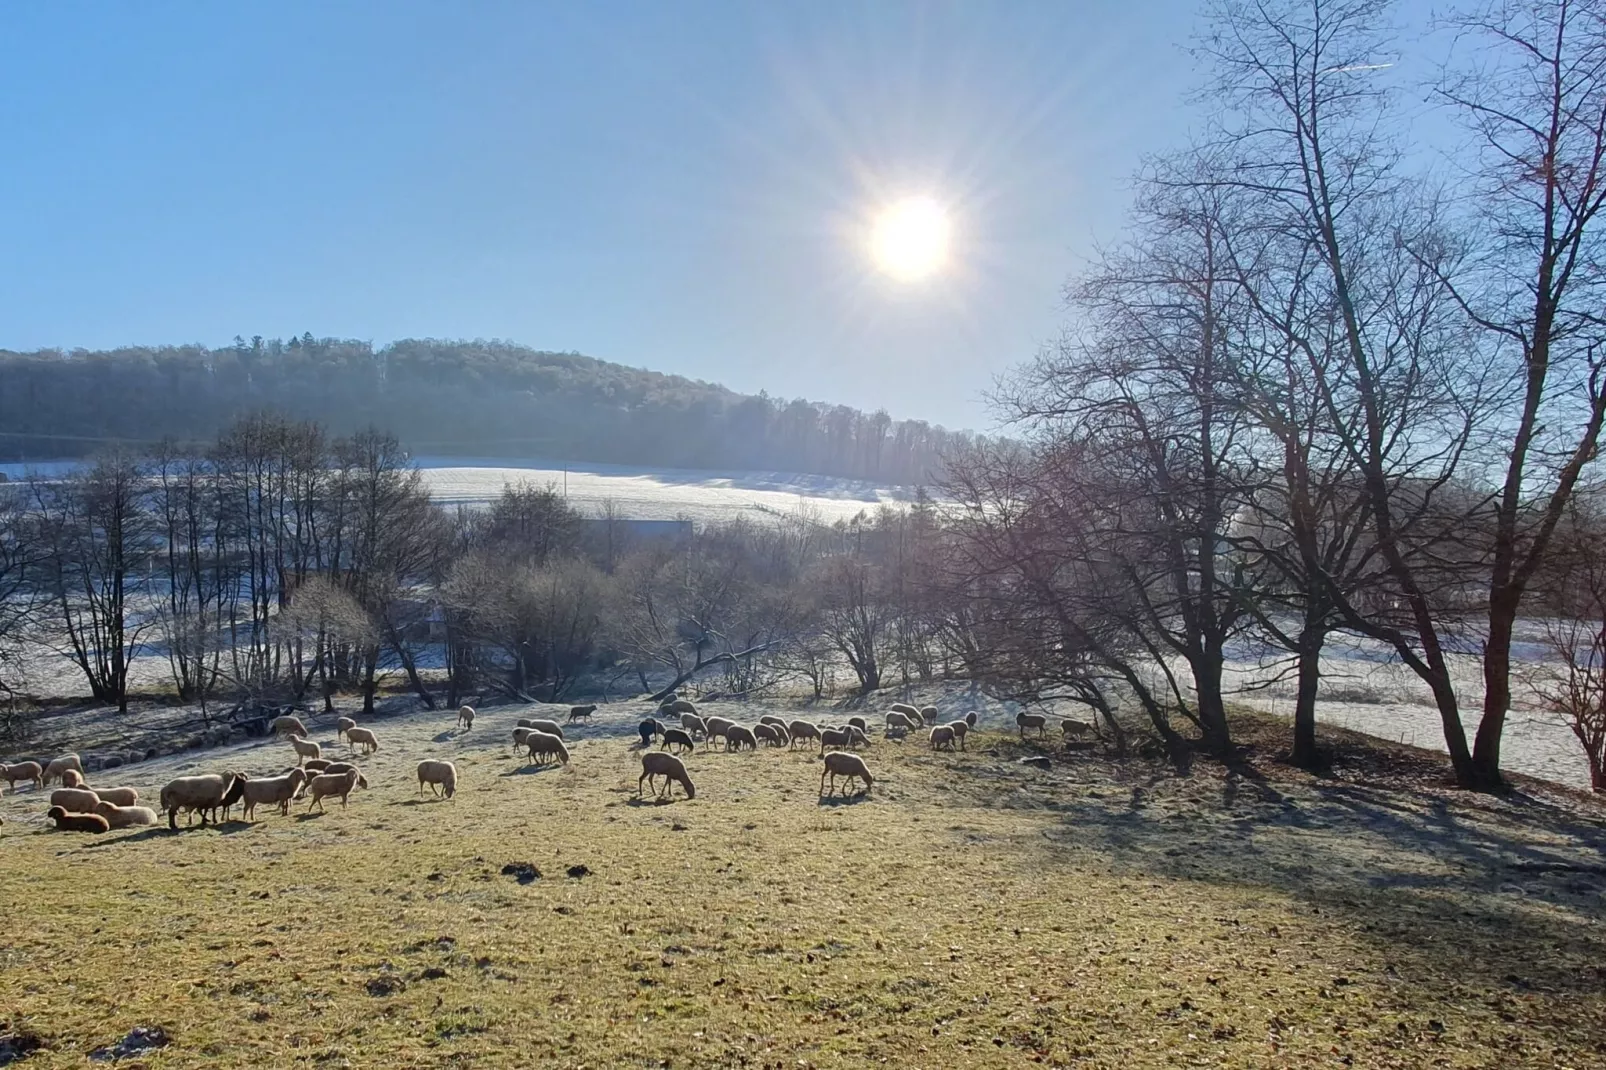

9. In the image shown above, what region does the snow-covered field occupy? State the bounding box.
[410,455,922,523]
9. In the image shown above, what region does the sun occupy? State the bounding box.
[869,196,952,281]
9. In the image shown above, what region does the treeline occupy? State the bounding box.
[0,412,957,726]
[0,337,973,484]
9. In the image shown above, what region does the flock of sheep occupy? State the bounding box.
[0,695,1095,835]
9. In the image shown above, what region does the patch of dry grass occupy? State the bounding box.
[1,712,1603,1068]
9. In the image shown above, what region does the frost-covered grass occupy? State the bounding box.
[1,701,1602,1068]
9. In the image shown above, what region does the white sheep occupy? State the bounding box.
[887,702,920,719]
[787,720,821,748]
[306,768,363,812]
[820,752,873,797]
[289,735,322,764]
[94,786,139,807]
[457,705,475,730]
[754,722,788,748]
[61,768,85,789]
[240,769,308,820]
[271,715,308,738]
[0,761,43,792]
[515,717,565,739]
[345,727,380,755]
[159,773,245,830]
[524,730,570,766]
[1016,711,1048,737]
[819,725,856,754]
[639,752,695,800]
[929,725,957,752]
[417,759,458,799]
[703,716,737,749]
[679,712,707,740]
[884,711,919,736]
[93,801,159,829]
[41,754,83,786]
[336,716,356,741]
[49,787,101,813]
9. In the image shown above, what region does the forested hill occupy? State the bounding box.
[0,337,977,483]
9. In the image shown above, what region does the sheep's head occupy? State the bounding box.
[356,773,369,789]
[46,806,65,820]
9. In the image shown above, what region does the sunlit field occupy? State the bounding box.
[2,704,1602,1068]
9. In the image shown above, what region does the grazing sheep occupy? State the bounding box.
[61,768,85,789]
[416,759,458,799]
[679,712,707,740]
[524,730,571,766]
[218,774,250,821]
[1016,711,1048,737]
[637,718,666,746]
[725,724,758,752]
[94,786,139,807]
[665,698,698,716]
[93,801,159,829]
[787,720,821,748]
[964,711,978,728]
[1,761,44,792]
[820,752,873,797]
[819,725,856,754]
[754,723,788,748]
[639,752,695,800]
[884,711,918,736]
[240,769,308,820]
[320,762,366,783]
[758,714,789,731]
[306,768,363,812]
[457,704,475,730]
[660,728,695,754]
[920,705,940,725]
[302,758,332,776]
[887,702,920,718]
[271,715,308,738]
[1061,718,1093,741]
[929,725,957,752]
[345,727,380,755]
[49,787,101,813]
[948,720,970,748]
[46,805,109,833]
[336,716,356,741]
[847,716,869,734]
[703,716,737,749]
[159,773,244,829]
[567,703,599,723]
[515,718,565,739]
[289,735,321,764]
[42,754,83,786]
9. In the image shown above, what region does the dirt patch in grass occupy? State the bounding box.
[1,699,1602,1067]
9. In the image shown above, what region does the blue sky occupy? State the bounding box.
[0,1,1209,431]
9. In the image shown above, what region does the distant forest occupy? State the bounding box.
[0,337,976,483]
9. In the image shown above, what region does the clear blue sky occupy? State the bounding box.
[0,1,1208,431]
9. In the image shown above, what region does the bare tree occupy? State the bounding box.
[1527,496,1606,791]
[1434,0,1606,787]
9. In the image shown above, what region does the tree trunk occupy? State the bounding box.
[1192,655,1231,757]
[1472,593,1518,791]
[1292,628,1323,769]
[361,645,378,716]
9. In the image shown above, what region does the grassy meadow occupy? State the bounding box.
[1,706,1603,1068]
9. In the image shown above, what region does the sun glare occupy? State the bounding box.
[870,197,951,281]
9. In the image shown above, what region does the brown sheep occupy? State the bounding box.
[524,731,570,766]
[920,705,940,725]
[754,722,788,748]
[515,718,565,739]
[46,805,109,833]
[787,720,822,748]
[94,786,139,807]
[271,715,308,738]
[344,727,380,755]
[948,720,969,749]
[929,725,957,752]
[567,703,599,723]
[417,759,458,799]
[1061,718,1093,741]
[49,787,101,813]
[61,768,86,789]
[336,716,357,741]
[725,724,758,752]
[639,752,696,800]
[306,768,363,812]
[1,761,44,792]
[660,728,696,754]
[964,711,978,728]
[1015,711,1048,738]
[819,725,857,754]
[820,752,872,797]
[703,716,737,750]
